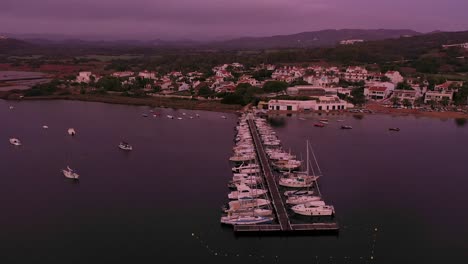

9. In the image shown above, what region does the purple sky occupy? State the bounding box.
[2,0,468,40]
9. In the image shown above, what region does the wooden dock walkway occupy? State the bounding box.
[247,117,292,231]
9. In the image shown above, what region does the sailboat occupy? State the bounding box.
[62,166,79,180]
[279,140,319,188]
[291,203,335,216]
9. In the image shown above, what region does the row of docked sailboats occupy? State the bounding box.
[221,114,274,225]
[253,115,335,217]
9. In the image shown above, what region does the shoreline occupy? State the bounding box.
[0,93,243,113]
[2,92,467,119]
[266,107,468,120]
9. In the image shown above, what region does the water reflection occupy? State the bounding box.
[352,114,364,120]
[267,116,286,127]
[455,118,467,127]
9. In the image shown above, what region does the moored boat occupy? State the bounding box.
[341,125,353,129]
[62,166,79,180]
[220,215,273,225]
[67,128,76,136]
[9,138,22,146]
[118,141,133,151]
[291,203,335,216]
[314,123,325,127]
[389,127,400,131]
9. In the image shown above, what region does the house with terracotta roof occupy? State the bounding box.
[364,86,391,100]
[343,66,368,82]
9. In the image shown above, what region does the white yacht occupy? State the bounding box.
[232,163,259,172]
[67,128,76,136]
[62,166,79,180]
[279,176,314,188]
[229,154,256,162]
[291,203,335,216]
[167,115,174,119]
[118,142,133,151]
[225,199,271,213]
[42,125,49,129]
[286,195,322,205]
[220,215,273,225]
[9,138,21,146]
[228,185,268,199]
[225,208,273,217]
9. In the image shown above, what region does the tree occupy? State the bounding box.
[95,76,122,91]
[252,69,273,81]
[350,87,366,105]
[221,93,244,105]
[441,97,450,107]
[402,99,412,108]
[390,96,400,106]
[198,85,214,97]
[453,84,468,106]
[262,81,288,93]
[396,81,413,90]
[380,76,391,82]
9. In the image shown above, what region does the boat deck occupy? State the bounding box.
[248,117,292,231]
[234,223,339,233]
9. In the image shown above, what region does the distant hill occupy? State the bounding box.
[0,37,35,53]
[208,29,421,50]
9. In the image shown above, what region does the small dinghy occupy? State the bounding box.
[118,141,133,151]
[9,138,21,146]
[389,128,400,132]
[167,115,174,119]
[67,128,76,136]
[314,123,325,127]
[62,166,79,180]
[142,114,148,117]
[42,125,49,129]
[341,125,353,129]
[284,190,314,197]
[177,117,183,120]
[221,116,227,119]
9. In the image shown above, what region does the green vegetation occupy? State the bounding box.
[24,79,61,96]
[454,84,468,105]
[396,81,413,90]
[262,81,288,93]
[349,87,366,105]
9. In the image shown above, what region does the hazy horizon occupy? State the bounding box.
[2,0,468,41]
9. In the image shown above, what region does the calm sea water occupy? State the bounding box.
[1,99,467,264]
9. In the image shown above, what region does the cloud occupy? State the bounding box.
[1,0,467,39]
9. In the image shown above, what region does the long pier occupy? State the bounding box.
[247,117,292,231]
[232,115,339,234]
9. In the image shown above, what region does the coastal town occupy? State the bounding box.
[2,56,467,118]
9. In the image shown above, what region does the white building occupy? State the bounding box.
[424,90,454,104]
[364,86,392,100]
[340,39,364,45]
[303,75,339,87]
[76,71,99,83]
[268,96,351,112]
[442,43,468,49]
[392,90,419,104]
[112,71,134,78]
[138,71,157,79]
[343,66,368,82]
[385,71,404,84]
[287,86,350,96]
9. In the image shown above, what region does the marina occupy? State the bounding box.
[222,112,339,234]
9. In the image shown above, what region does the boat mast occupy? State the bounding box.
[306,140,309,175]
